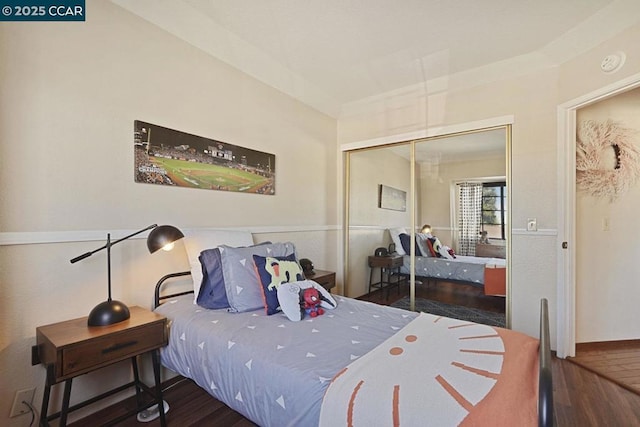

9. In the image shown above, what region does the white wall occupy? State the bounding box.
[339,69,559,341]
[338,22,640,345]
[419,154,506,248]
[575,87,640,342]
[0,1,337,425]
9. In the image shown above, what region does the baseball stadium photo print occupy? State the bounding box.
[134,120,275,195]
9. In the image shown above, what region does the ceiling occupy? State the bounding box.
[382,127,506,165]
[413,128,506,163]
[114,0,639,118]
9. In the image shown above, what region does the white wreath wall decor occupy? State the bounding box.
[576,119,640,202]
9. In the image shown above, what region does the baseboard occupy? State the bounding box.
[575,339,640,351]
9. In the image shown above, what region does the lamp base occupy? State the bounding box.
[88,300,130,327]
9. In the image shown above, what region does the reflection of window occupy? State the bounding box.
[457,182,483,256]
[482,182,506,240]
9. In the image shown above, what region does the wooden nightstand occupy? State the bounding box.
[475,243,506,259]
[305,269,336,292]
[32,306,168,427]
[368,255,405,296]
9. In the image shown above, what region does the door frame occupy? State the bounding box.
[556,72,640,358]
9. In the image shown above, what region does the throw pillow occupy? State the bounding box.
[438,245,454,260]
[416,233,432,257]
[277,280,337,322]
[183,230,254,303]
[398,233,421,255]
[220,242,297,313]
[388,227,408,256]
[253,253,304,315]
[428,237,443,257]
[196,248,230,309]
[277,282,304,322]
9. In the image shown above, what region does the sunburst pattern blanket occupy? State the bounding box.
[319,312,539,426]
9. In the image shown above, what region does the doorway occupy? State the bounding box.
[557,72,640,358]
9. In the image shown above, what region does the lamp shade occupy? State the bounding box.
[420,224,432,234]
[147,225,184,253]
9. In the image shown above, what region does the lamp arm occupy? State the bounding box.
[70,224,158,264]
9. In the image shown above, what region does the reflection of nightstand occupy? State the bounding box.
[305,269,336,292]
[33,306,168,427]
[475,244,506,259]
[368,255,405,296]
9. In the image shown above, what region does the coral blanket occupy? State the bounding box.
[319,313,539,426]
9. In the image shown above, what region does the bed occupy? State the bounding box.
[390,228,507,296]
[400,254,507,296]
[151,231,553,426]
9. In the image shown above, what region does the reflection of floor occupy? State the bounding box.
[567,340,640,396]
[359,279,505,314]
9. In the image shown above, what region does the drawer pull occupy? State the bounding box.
[102,340,138,354]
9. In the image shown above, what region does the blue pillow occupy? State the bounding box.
[197,248,230,309]
[253,253,304,315]
[398,233,420,255]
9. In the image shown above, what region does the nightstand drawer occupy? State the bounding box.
[368,255,403,268]
[306,269,336,292]
[61,322,165,377]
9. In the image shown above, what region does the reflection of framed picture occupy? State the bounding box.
[378,184,406,211]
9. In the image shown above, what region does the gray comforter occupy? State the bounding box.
[400,254,505,285]
[155,294,417,427]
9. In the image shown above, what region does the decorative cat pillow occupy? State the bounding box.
[253,254,304,315]
[277,280,337,322]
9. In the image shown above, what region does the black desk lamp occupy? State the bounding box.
[71,224,184,327]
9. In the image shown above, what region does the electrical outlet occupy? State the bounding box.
[9,388,35,418]
[527,218,537,232]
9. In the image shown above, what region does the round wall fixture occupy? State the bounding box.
[600,51,626,73]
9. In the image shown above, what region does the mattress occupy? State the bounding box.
[154,294,417,427]
[400,254,505,285]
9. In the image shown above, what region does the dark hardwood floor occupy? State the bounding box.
[360,278,506,313]
[69,375,258,427]
[71,281,640,426]
[568,340,640,396]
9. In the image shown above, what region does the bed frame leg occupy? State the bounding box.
[538,298,554,427]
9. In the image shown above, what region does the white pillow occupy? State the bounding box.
[277,280,337,322]
[388,227,408,256]
[439,244,454,260]
[183,230,254,303]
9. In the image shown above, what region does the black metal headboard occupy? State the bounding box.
[154,271,193,308]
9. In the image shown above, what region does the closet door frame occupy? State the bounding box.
[342,116,513,320]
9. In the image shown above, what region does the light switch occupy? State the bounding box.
[527,218,537,232]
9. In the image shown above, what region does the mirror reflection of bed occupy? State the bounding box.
[346,127,508,320]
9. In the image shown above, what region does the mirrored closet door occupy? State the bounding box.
[344,126,511,322]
